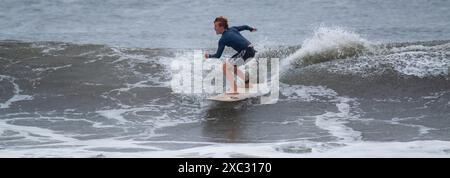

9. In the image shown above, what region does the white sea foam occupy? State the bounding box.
[388,51,450,77]
[2,138,450,158]
[280,83,362,143]
[31,43,67,55]
[0,118,77,143]
[322,42,450,78]
[96,109,131,125]
[31,64,72,73]
[280,83,338,101]
[95,101,201,129]
[0,75,33,109]
[314,96,362,143]
[386,116,436,135]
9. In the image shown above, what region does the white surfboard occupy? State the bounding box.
[207,83,270,102]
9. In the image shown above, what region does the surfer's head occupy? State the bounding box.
[214,16,228,35]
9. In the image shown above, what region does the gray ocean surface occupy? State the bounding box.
[1,0,450,157]
[1,0,450,48]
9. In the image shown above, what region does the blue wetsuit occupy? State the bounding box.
[208,25,255,59]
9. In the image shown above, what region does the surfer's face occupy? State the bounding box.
[214,22,225,35]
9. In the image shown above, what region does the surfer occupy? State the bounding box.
[204,16,257,94]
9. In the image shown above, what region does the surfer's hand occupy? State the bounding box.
[204,52,208,59]
[251,28,257,32]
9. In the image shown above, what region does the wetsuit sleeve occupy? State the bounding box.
[235,25,254,31]
[208,39,225,58]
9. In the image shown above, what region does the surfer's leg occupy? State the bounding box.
[228,55,252,88]
[223,62,239,94]
[235,47,256,88]
[234,67,253,88]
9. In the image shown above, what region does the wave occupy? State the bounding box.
[1,30,449,94]
[252,27,450,80]
[279,27,373,71]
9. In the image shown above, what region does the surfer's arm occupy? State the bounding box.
[235,25,257,32]
[208,40,225,58]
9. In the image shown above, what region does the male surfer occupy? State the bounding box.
[204,16,257,94]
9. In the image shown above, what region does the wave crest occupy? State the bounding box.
[280,27,372,72]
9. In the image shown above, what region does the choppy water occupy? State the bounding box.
[1,0,450,157]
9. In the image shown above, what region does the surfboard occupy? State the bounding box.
[207,83,270,102]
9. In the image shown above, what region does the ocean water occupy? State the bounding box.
[1,0,450,157]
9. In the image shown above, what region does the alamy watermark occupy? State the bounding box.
[171,50,279,104]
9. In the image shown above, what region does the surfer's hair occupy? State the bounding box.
[214,16,228,29]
